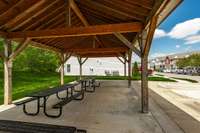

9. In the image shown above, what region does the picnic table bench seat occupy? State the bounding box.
[53,90,84,109]
[0,120,87,133]
[14,97,37,106]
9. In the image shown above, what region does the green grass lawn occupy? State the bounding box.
[171,77,198,83]
[0,71,77,105]
[0,71,176,105]
[92,75,176,82]
[155,74,164,77]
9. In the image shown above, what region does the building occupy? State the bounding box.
[149,51,200,71]
[64,57,127,76]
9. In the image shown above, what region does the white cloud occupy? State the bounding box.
[184,34,200,44]
[154,29,167,39]
[168,18,200,39]
[176,45,180,48]
[150,53,167,58]
[150,52,174,59]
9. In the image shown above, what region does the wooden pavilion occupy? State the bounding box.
[0,0,182,113]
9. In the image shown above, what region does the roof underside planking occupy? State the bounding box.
[0,0,182,58]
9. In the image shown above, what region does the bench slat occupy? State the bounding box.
[53,90,84,108]
[0,120,77,133]
[14,97,37,106]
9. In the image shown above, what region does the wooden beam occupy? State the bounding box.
[63,53,72,63]
[128,51,132,87]
[81,57,88,65]
[113,32,141,57]
[124,59,127,77]
[69,0,89,26]
[7,22,143,39]
[66,47,128,54]
[78,53,119,58]
[82,0,145,22]
[65,0,71,27]
[0,31,7,38]
[70,0,104,47]
[141,55,148,113]
[9,38,30,61]
[10,0,60,31]
[23,2,65,31]
[1,0,47,30]
[117,56,125,64]
[31,40,62,53]
[143,15,158,56]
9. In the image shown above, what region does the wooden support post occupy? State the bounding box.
[124,61,126,77]
[140,15,158,113]
[141,56,148,113]
[77,57,82,79]
[60,53,65,85]
[3,39,12,105]
[128,51,132,87]
[59,53,71,85]
[77,57,88,79]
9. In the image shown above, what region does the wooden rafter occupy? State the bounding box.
[66,47,128,54]
[1,0,47,30]
[113,33,141,57]
[22,2,65,31]
[79,53,119,58]
[81,57,88,65]
[70,0,103,47]
[0,1,23,18]
[0,31,6,37]
[10,0,60,31]
[9,38,30,61]
[69,0,89,26]
[117,56,125,64]
[80,0,145,22]
[63,53,72,63]
[0,0,41,28]
[143,15,158,57]
[31,40,62,53]
[7,22,143,39]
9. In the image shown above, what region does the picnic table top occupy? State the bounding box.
[27,83,80,97]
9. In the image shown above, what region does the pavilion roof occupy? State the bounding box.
[0,0,182,58]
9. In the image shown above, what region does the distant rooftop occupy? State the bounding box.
[150,51,200,61]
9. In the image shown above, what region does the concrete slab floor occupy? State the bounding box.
[0,80,183,133]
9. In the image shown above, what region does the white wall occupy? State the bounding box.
[64,57,127,76]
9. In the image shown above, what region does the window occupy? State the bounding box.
[67,64,70,72]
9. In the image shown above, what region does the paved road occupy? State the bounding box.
[155,72,200,83]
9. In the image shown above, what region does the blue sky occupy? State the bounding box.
[149,0,200,58]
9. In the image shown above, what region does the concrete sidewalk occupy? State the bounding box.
[147,81,200,133]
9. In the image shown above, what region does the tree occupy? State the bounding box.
[176,54,200,68]
[14,46,59,73]
[132,62,139,76]
[0,39,59,73]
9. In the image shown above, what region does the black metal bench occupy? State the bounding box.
[85,78,100,93]
[52,90,84,117]
[14,97,40,116]
[0,120,87,133]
